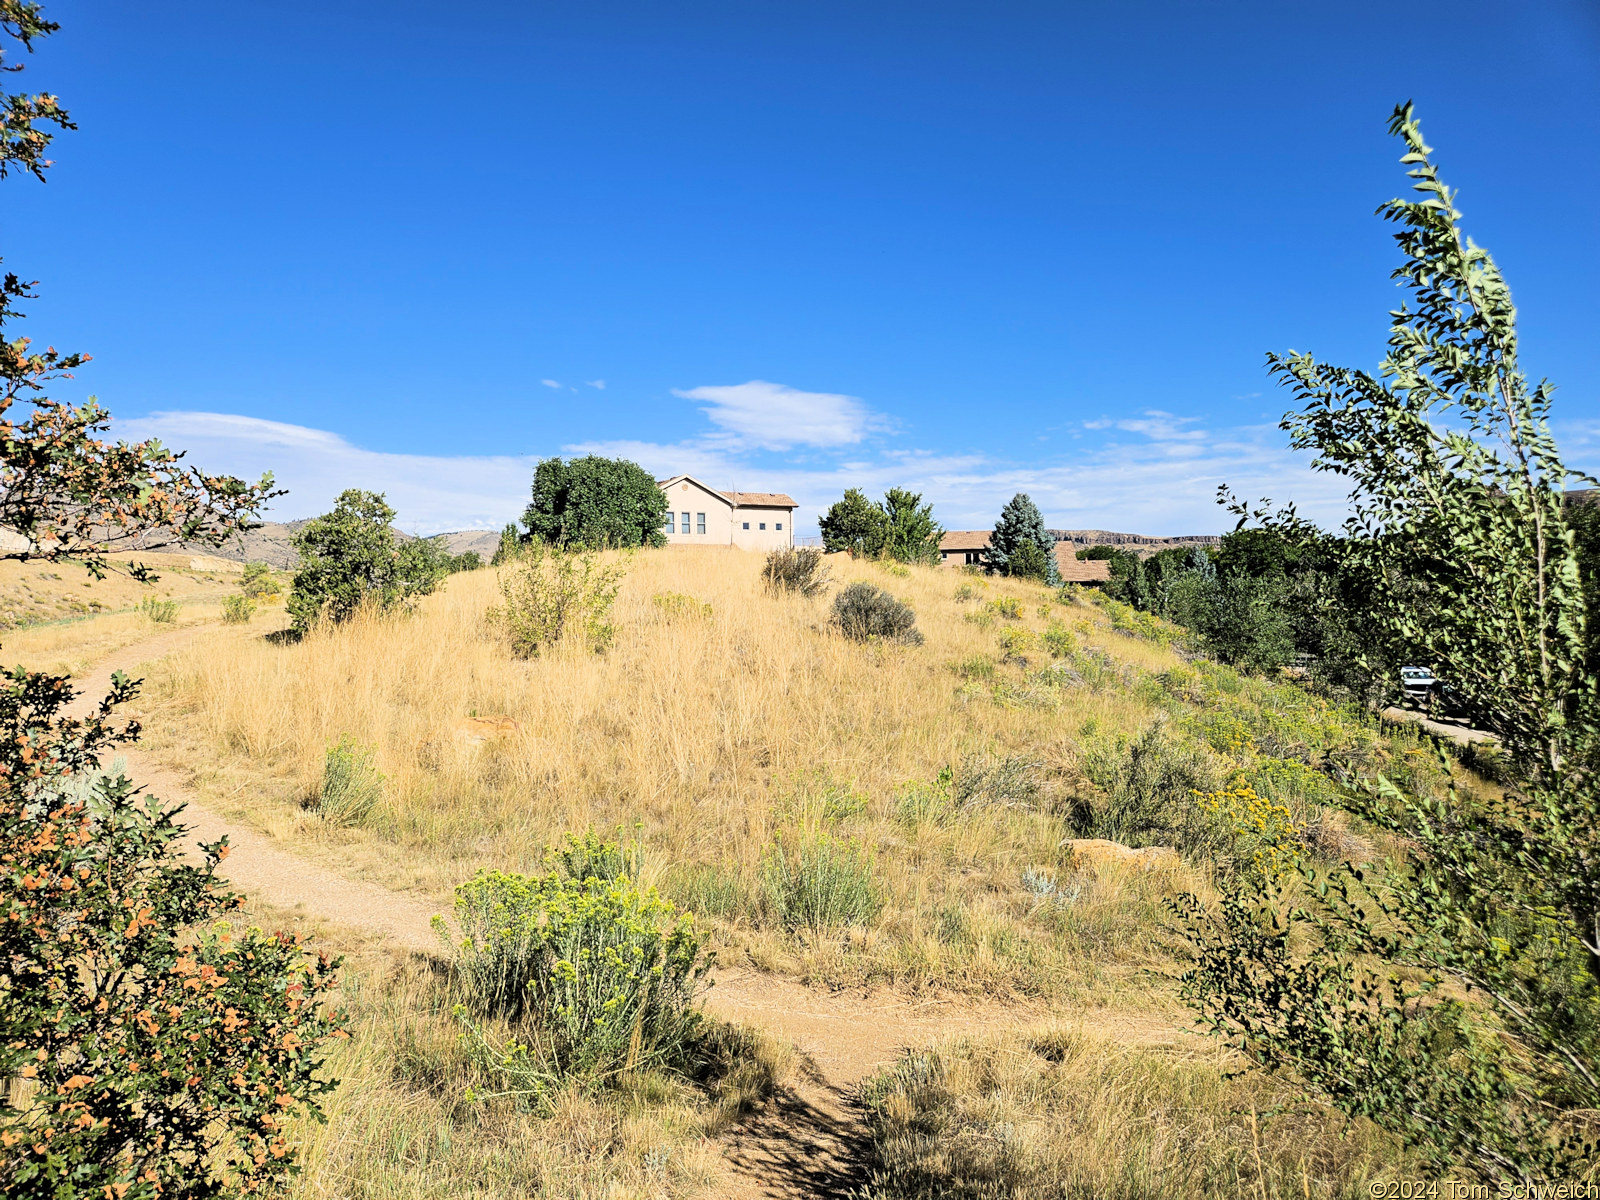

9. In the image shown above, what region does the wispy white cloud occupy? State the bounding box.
[540,379,561,389]
[115,412,535,537]
[116,392,1371,542]
[586,380,606,390]
[670,380,888,450]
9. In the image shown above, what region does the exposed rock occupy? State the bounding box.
[1062,838,1179,870]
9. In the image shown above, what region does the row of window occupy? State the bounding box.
[664,512,784,535]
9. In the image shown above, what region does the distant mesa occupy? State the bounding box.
[158,523,500,569]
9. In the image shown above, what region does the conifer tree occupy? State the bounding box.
[986,493,1059,584]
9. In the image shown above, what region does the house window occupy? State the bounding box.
[681,512,690,534]
[742,522,749,530]
[665,513,675,534]
[776,522,783,531]
[759,523,766,530]
[696,513,706,535]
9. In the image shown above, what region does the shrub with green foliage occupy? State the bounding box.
[760,832,882,936]
[239,561,280,600]
[138,595,177,623]
[287,490,447,631]
[220,593,254,624]
[520,455,668,550]
[832,581,923,645]
[761,546,830,597]
[1173,105,1600,1185]
[317,735,383,826]
[0,677,343,1196]
[1079,722,1225,854]
[488,541,626,657]
[444,839,709,1097]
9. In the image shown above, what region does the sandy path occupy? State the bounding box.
[61,624,1193,1197]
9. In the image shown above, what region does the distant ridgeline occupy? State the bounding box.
[135,523,503,570]
[1048,530,1222,559]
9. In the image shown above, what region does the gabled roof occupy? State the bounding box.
[655,475,797,509]
[656,475,734,508]
[939,530,992,552]
[720,490,797,509]
[1055,547,1112,582]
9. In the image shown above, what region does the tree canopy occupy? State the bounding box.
[1174,103,1600,1184]
[0,1,276,580]
[819,487,941,563]
[818,487,888,557]
[522,456,668,549]
[987,493,1058,584]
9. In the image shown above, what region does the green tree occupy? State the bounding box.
[490,521,521,565]
[0,9,341,1193]
[1174,104,1600,1185]
[986,493,1059,584]
[818,487,888,557]
[1078,544,1147,606]
[521,456,667,549]
[879,487,942,565]
[287,489,446,630]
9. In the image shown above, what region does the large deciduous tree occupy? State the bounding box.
[521,455,668,550]
[1174,104,1600,1186]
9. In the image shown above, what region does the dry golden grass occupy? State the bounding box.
[857,1026,1410,1199]
[140,550,1193,1002]
[0,554,285,675]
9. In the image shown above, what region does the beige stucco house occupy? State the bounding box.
[656,475,798,550]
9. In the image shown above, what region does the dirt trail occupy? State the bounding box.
[61,624,1192,1198]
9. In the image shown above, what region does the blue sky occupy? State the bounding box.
[9,0,1600,536]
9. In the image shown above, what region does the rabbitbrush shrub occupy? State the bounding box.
[761,546,830,597]
[317,735,383,825]
[139,595,178,623]
[445,840,709,1097]
[832,581,923,645]
[220,593,255,624]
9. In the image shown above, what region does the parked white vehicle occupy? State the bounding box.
[1400,666,1441,707]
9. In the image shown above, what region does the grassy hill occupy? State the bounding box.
[78,546,1455,1195]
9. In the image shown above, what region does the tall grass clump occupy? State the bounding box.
[221,593,255,624]
[760,832,883,936]
[857,1029,1406,1199]
[487,542,626,657]
[139,595,178,623]
[445,839,710,1098]
[762,546,830,597]
[317,734,384,825]
[832,581,923,645]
